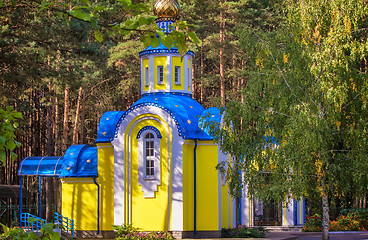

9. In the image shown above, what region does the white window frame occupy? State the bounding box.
[137,129,161,198]
[145,67,149,86]
[144,133,155,179]
[157,65,164,84]
[174,66,181,85]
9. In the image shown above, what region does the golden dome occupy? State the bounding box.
[153,0,180,20]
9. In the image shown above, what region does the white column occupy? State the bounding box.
[167,55,172,92]
[282,198,295,226]
[149,55,154,93]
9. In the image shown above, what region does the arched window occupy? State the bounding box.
[144,133,155,177]
[137,126,162,197]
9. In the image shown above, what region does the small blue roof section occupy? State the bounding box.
[96,111,125,143]
[18,156,63,177]
[199,107,222,137]
[139,40,194,57]
[112,93,216,140]
[60,144,98,178]
[94,93,223,142]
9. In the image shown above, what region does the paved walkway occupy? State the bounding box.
[265,231,368,240]
[78,231,368,240]
[183,231,368,240]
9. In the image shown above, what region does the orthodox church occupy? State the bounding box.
[18,0,305,238]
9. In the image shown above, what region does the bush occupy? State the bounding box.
[302,214,322,232]
[113,224,173,240]
[302,212,368,232]
[222,226,266,238]
[0,222,61,240]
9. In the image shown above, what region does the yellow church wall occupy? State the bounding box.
[182,142,194,231]
[128,118,170,231]
[61,178,98,231]
[60,143,114,232]
[221,177,229,228]
[183,141,219,231]
[220,154,233,229]
[143,58,150,92]
[154,56,167,90]
[97,143,114,231]
[172,57,184,90]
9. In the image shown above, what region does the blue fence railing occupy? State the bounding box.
[20,212,45,233]
[19,212,75,238]
[54,212,75,237]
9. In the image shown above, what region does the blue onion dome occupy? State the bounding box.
[153,0,180,21]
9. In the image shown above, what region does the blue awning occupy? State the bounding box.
[18,156,63,177]
[60,145,98,178]
[18,144,98,178]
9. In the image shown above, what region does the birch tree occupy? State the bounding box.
[207,1,368,240]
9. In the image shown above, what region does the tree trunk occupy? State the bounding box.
[232,52,236,99]
[62,86,70,154]
[80,89,86,144]
[322,193,329,240]
[54,84,59,156]
[241,59,245,103]
[219,0,225,107]
[72,86,83,145]
[200,45,204,104]
[45,83,54,222]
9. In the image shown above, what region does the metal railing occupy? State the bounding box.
[20,212,45,233]
[0,203,52,226]
[54,212,75,237]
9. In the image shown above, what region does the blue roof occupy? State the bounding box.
[18,156,63,177]
[18,144,98,178]
[96,111,125,143]
[60,145,98,178]
[95,93,221,142]
[139,41,194,57]
[133,94,210,139]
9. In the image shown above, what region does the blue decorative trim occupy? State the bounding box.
[141,92,192,98]
[140,49,194,57]
[113,102,185,141]
[136,126,162,139]
[156,20,175,33]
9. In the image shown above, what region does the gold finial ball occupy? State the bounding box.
[153,0,180,20]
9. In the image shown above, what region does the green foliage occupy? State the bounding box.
[0,107,22,166]
[113,224,173,240]
[303,211,368,232]
[208,0,368,208]
[0,0,199,55]
[302,214,323,232]
[0,222,60,240]
[222,226,266,238]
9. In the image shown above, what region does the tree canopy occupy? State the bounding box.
[206,0,368,239]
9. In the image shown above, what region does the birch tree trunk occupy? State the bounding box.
[322,192,330,240]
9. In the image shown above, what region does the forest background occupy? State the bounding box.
[1,0,367,236]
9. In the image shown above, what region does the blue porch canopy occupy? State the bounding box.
[18,156,63,177]
[18,144,98,178]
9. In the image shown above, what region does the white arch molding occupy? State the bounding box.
[112,106,185,231]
